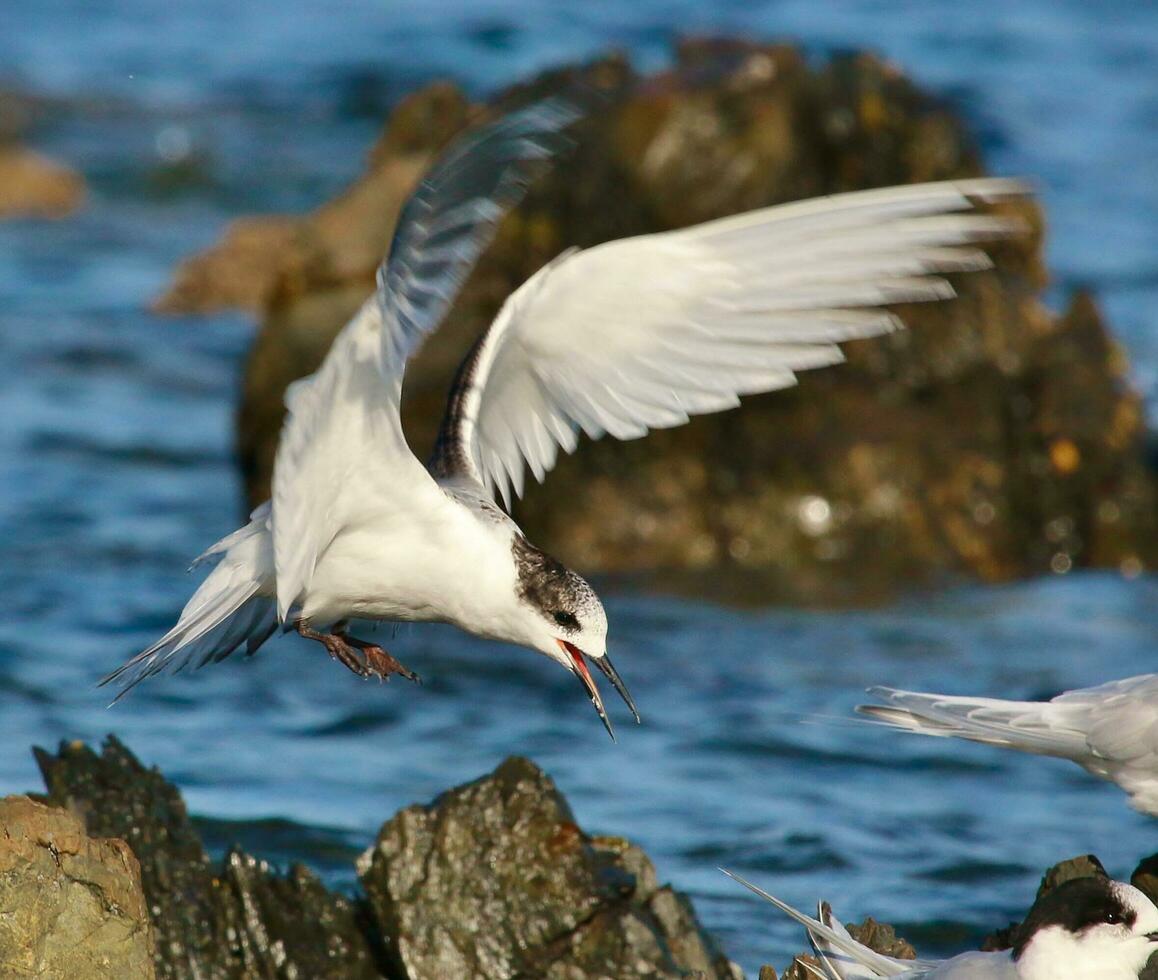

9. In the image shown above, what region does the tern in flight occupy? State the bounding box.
[106,96,1026,737]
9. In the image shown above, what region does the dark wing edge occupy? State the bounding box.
[376,94,584,374]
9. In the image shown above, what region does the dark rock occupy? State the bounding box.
[358,755,741,979]
[157,40,1155,601]
[34,736,383,980]
[0,794,154,979]
[770,912,917,979]
[1131,853,1158,906]
[845,916,918,960]
[1036,853,1108,897]
[22,739,738,979]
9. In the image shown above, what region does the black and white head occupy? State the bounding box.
[1013,877,1158,979]
[511,536,638,738]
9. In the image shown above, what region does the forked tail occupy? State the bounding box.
[102,512,278,698]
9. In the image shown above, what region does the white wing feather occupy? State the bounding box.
[859,675,1158,763]
[858,675,1158,814]
[432,178,1028,507]
[721,870,939,977]
[270,99,582,619]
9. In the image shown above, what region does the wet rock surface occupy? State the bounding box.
[0,794,153,979]
[156,39,1156,602]
[359,755,741,979]
[20,738,738,979]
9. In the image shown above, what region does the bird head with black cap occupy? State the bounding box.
[509,534,638,740]
[1013,877,1158,979]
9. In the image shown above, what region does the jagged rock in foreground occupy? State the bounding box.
[359,755,741,979]
[0,794,153,979]
[157,38,1156,602]
[23,737,738,979]
[33,736,382,980]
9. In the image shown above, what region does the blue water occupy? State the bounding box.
[1,2,1156,973]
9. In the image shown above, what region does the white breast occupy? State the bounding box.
[298,482,519,631]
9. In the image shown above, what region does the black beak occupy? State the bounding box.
[557,640,639,741]
[593,652,640,725]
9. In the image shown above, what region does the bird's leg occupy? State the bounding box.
[328,620,420,683]
[295,620,371,678]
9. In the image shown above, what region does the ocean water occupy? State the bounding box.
[1,1,1156,973]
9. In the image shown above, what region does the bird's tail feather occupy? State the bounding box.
[857,687,1087,758]
[103,517,277,698]
[721,870,920,978]
[810,903,897,979]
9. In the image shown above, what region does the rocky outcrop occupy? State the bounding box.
[156,40,1155,601]
[34,737,383,980]
[0,794,153,979]
[359,755,741,979]
[12,737,1158,979]
[23,737,738,979]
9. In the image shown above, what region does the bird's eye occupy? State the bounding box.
[552,610,579,629]
[1105,912,1122,925]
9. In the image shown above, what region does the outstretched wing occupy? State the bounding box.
[427,178,1028,507]
[271,98,582,619]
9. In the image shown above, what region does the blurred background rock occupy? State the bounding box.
[156,41,1155,604]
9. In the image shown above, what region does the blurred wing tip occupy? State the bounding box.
[864,684,896,697]
[956,175,1035,201]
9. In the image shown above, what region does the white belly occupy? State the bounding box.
[297,490,516,632]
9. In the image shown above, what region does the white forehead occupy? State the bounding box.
[1114,882,1158,931]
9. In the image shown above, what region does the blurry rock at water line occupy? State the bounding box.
[157,39,1158,604]
[0,92,85,219]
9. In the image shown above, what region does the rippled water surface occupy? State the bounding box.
[2,2,1156,973]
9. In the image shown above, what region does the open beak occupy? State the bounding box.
[593,652,640,725]
[557,640,640,740]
